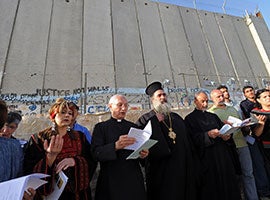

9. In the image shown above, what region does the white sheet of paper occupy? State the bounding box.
[44,171,68,200]
[219,124,239,135]
[227,116,242,127]
[125,121,152,151]
[26,173,49,190]
[143,120,152,134]
[0,173,49,200]
[227,115,258,127]
[126,139,158,159]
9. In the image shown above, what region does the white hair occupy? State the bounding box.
[194,90,208,100]
[108,94,126,105]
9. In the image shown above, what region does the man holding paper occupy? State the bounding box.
[209,89,257,200]
[136,81,199,200]
[91,94,148,200]
[185,91,241,200]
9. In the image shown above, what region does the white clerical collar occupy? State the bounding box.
[111,116,123,122]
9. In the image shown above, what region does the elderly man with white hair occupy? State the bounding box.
[185,90,241,200]
[91,94,148,200]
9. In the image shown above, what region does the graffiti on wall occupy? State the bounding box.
[2,86,243,115]
[0,86,112,104]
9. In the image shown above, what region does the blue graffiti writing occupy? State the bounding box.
[87,105,110,114]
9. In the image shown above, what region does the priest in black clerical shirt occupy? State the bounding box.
[91,94,148,200]
[185,91,241,200]
[136,81,199,200]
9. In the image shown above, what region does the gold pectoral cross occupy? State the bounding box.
[168,128,176,144]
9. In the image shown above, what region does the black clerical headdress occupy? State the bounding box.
[145,81,163,96]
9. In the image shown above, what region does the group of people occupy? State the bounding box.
[2,82,270,200]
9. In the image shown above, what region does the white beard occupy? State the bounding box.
[152,99,171,114]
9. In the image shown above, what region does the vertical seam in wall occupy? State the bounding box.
[196,10,221,84]
[177,8,201,88]
[157,4,175,86]
[157,3,179,104]
[233,18,258,87]
[110,0,117,93]
[0,0,21,93]
[41,0,54,113]
[134,0,148,87]
[81,0,85,110]
[245,16,270,85]
[134,0,150,109]
[215,14,241,88]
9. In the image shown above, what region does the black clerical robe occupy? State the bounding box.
[136,110,199,200]
[185,109,241,200]
[91,117,147,200]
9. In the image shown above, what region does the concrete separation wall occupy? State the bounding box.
[0,0,269,114]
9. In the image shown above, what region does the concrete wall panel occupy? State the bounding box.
[1,0,51,94]
[233,17,267,87]
[216,14,253,88]
[44,0,82,90]
[198,10,236,86]
[251,16,270,57]
[0,0,18,70]
[158,3,198,88]
[112,0,145,88]
[135,0,172,84]
[83,0,114,88]
[179,7,218,88]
